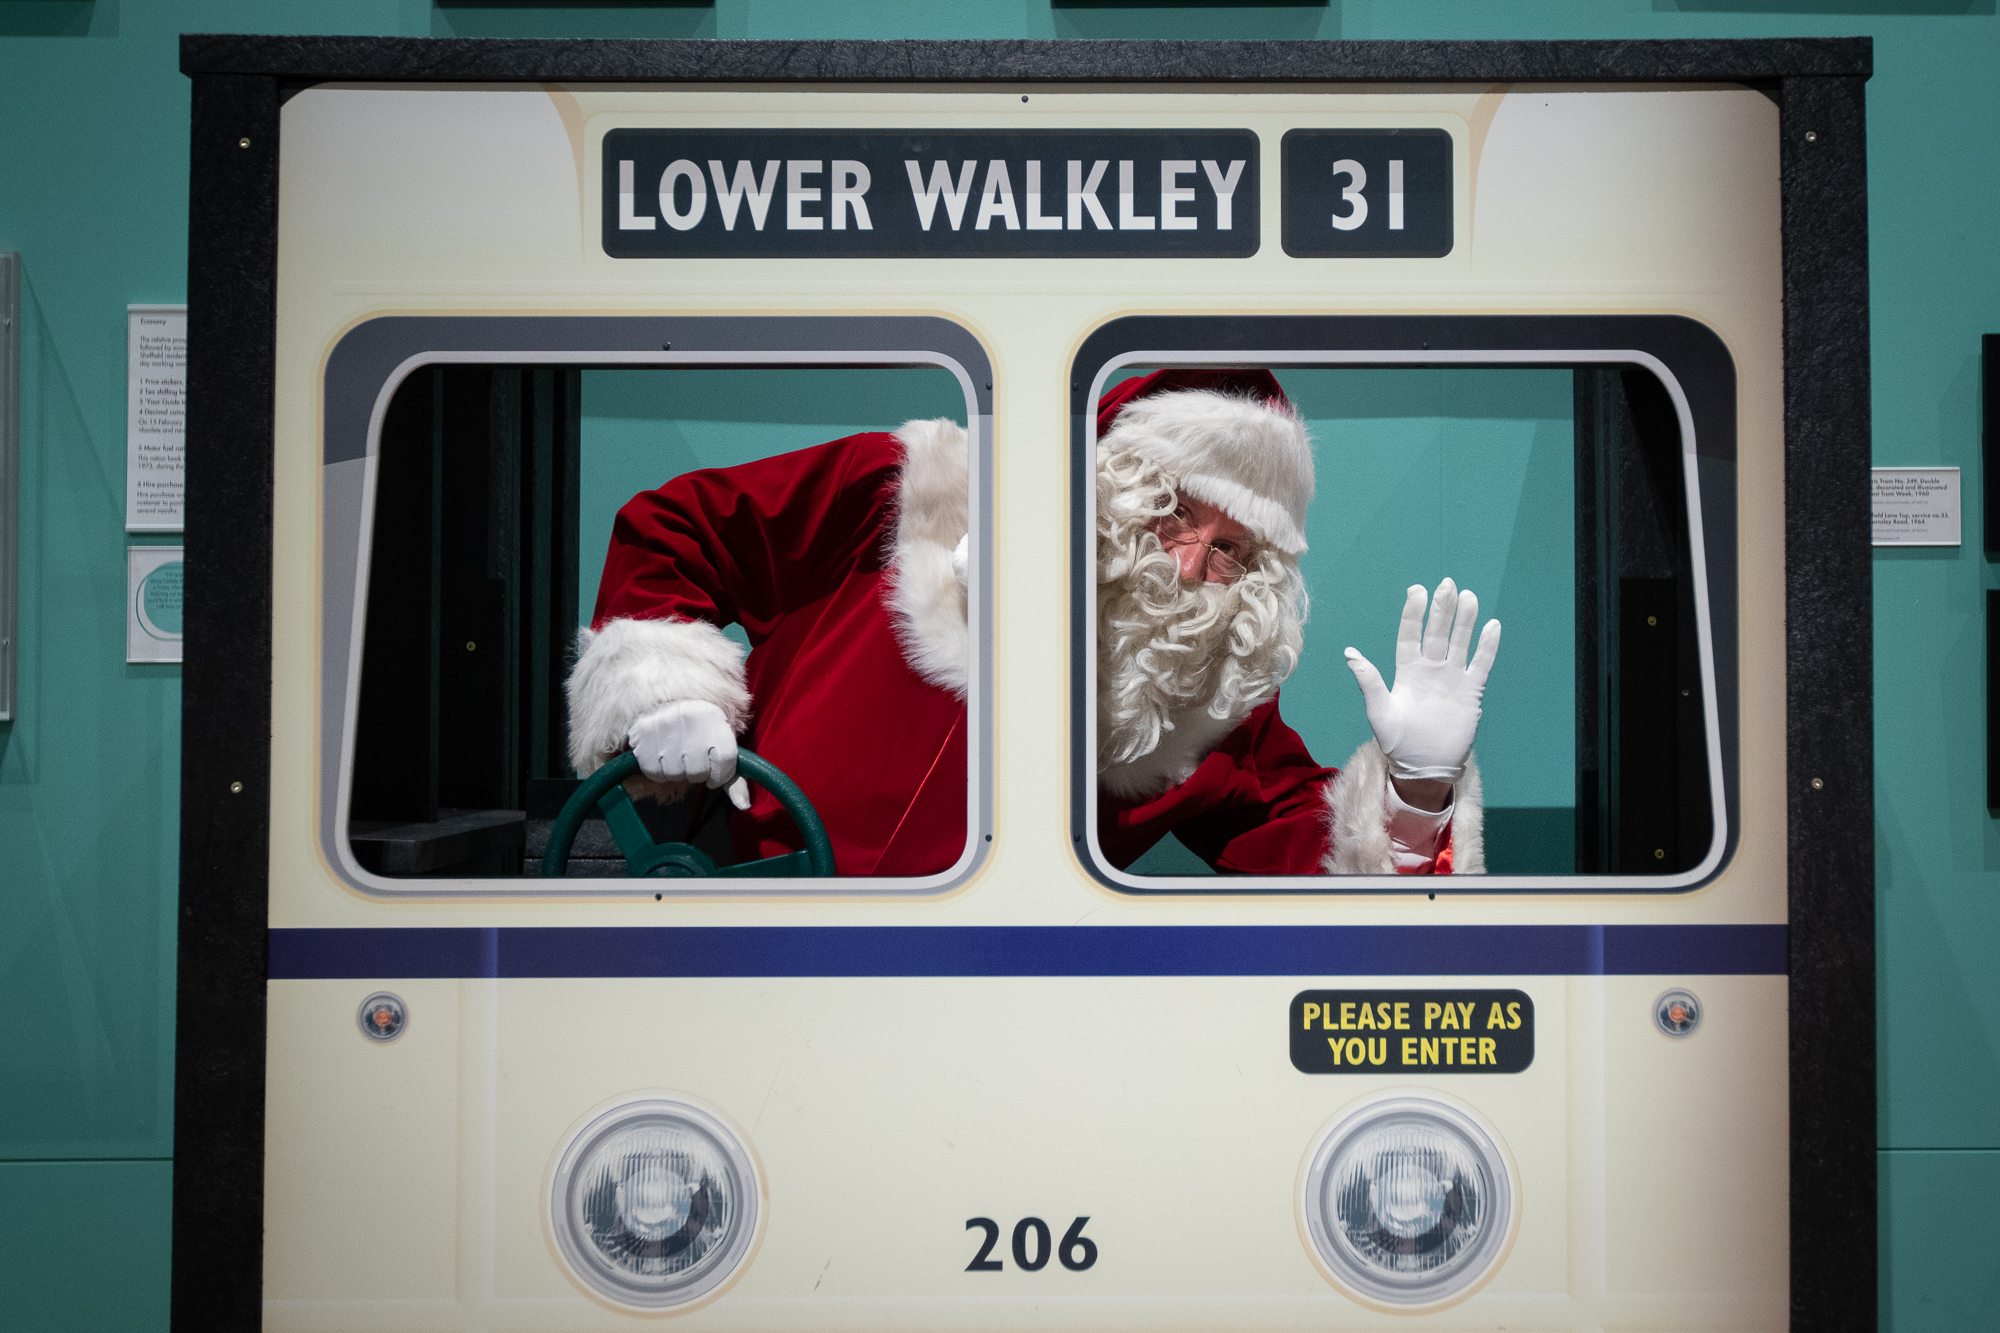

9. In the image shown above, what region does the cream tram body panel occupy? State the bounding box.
[264,83,1786,1329]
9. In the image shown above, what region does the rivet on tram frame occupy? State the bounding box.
[1810,777,1824,790]
[229,781,243,794]
[1805,130,1819,143]
[239,137,250,148]
[1654,989,1701,1039]
[358,992,409,1043]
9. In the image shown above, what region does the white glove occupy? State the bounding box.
[626,700,752,810]
[1343,579,1501,783]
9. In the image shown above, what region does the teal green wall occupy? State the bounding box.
[578,367,967,621]
[1,2,1993,1328]
[1281,369,1577,820]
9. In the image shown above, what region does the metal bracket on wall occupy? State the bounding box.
[0,250,18,722]
[1985,336,1997,807]
[1983,335,1997,559]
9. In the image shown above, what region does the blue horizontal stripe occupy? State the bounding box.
[267,924,1785,980]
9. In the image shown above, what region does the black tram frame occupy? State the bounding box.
[175,35,1874,1331]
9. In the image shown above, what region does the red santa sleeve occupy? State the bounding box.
[566,433,902,776]
[1098,699,1485,876]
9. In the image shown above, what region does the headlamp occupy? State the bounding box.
[548,1096,760,1310]
[1301,1094,1516,1308]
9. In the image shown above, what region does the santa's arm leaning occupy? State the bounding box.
[565,433,893,796]
[1325,579,1500,874]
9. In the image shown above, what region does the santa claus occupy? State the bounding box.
[565,368,1499,878]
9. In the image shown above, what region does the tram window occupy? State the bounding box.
[345,365,971,880]
[1096,364,1715,881]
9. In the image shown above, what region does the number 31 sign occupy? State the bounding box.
[1280,128,1453,258]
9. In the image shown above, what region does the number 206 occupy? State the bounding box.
[965,1216,1097,1272]
[1329,158,1409,232]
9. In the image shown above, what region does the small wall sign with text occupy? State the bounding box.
[1872,467,1960,547]
[602,129,1259,259]
[126,304,185,533]
[1290,989,1534,1074]
[127,545,183,664]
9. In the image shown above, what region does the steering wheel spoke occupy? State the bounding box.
[709,850,816,878]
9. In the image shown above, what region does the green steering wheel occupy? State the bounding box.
[541,749,835,879]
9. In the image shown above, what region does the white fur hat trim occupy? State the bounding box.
[1101,387,1315,554]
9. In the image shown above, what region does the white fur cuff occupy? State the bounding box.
[1321,741,1485,875]
[565,617,751,776]
[887,417,971,699]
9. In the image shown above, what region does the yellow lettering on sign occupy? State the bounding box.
[1456,1002,1476,1028]
[1339,1002,1356,1030]
[1487,1002,1507,1030]
[1507,1002,1522,1029]
[1480,1037,1497,1065]
[1440,1004,1458,1030]
[1327,1037,1344,1065]
[1303,1002,1321,1030]
[1357,1003,1376,1030]
[1367,1038,1387,1065]
[1402,1037,1418,1064]
[1423,1002,1441,1029]
[1346,1037,1367,1065]
[1420,1037,1438,1063]
[1395,1002,1410,1030]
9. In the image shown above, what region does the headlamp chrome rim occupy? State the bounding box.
[1299,1092,1518,1311]
[546,1094,763,1312]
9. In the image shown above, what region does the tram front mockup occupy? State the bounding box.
[172,38,1874,1333]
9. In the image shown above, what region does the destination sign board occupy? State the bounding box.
[601,128,1260,259]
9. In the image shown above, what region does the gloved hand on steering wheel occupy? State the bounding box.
[627,700,753,810]
[1343,578,1502,785]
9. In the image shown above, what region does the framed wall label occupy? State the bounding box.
[126,304,185,533]
[127,545,183,663]
[1871,466,1960,546]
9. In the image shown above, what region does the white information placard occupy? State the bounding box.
[1871,466,1961,547]
[127,545,183,663]
[126,303,186,532]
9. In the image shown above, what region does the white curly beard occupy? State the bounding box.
[1095,445,1307,798]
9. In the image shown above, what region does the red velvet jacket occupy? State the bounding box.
[592,432,968,875]
[1098,697,1453,876]
[1100,697,1333,873]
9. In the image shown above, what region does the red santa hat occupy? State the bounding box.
[1095,368,1315,555]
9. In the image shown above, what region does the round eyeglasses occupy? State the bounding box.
[1153,508,1256,583]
